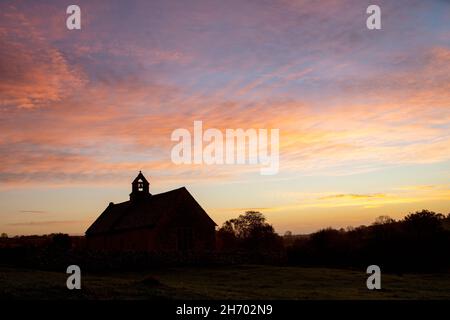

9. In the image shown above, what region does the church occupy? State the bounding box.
[85,172,217,252]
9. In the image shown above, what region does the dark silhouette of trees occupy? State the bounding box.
[286,209,450,272]
[373,215,395,225]
[404,209,444,235]
[216,209,450,271]
[1,209,448,272]
[48,233,72,252]
[217,211,282,252]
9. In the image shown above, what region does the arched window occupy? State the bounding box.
[137,179,144,191]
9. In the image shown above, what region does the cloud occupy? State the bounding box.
[19,210,47,214]
[0,5,86,109]
[7,220,83,226]
[319,194,387,200]
[0,0,449,236]
[0,0,449,189]
[264,184,450,213]
[395,185,442,191]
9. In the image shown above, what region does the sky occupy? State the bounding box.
[0,0,449,236]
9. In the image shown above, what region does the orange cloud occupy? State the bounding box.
[319,193,387,200]
[7,220,83,227]
[0,6,86,109]
[0,2,449,190]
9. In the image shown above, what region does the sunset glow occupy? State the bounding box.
[1,0,449,235]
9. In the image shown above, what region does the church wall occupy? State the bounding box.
[153,210,216,252]
[86,227,158,252]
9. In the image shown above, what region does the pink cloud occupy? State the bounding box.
[0,6,86,109]
[0,1,449,188]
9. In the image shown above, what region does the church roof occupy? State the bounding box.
[86,187,216,235]
[132,171,148,184]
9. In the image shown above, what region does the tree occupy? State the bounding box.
[404,210,443,231]
[49,233,72,251]
[217,211,280,251]
[225,211,274,239]
[216,220,239,250]
[373,215,395,225]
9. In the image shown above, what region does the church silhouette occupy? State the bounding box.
[86,172,216,252]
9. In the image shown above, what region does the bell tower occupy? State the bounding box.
[130,171,151,201]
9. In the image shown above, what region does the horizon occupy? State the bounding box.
[1,0,450,236]
[3,207,449,238]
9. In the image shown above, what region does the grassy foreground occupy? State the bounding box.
[1,265,449,299]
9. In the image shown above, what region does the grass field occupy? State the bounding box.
[1,265,449,299]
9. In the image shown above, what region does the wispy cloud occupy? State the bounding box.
[0,5,86,109]
[7,220,83,227]
[19,210,47,214]
[319,194,387,200]
[0,0,449,234]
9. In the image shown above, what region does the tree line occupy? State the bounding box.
[216,209,450,272]
[1,209,449,272]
